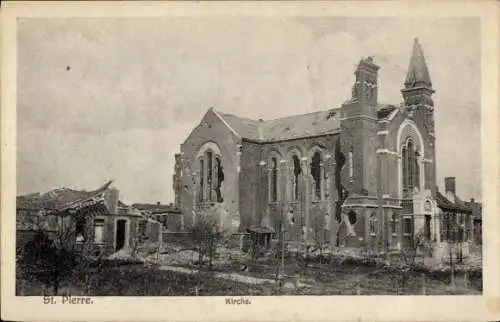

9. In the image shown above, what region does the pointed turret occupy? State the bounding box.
[404,38,433,89]
[401,38,435,111]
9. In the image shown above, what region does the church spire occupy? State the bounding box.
[401,38,435,135]
[401,38,435,110]
[404,38,433,89]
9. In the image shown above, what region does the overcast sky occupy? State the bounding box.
[17,17,481,204]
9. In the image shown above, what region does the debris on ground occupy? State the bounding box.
[107,249,146,262]
[151,250,201,266]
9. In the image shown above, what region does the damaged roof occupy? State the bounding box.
[217,104,398,142]
[217,108,341,142]
[17,180,113,213]
[436,190,473,213]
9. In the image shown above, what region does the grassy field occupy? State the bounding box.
[17,265,273,296]
[17,256,481,296]
[16,236,482,296]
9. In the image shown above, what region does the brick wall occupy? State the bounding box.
[383,108,436,198]
[339,101,379,195]
[179,109,242,229]
[240,141,264,229]
[241,135,339,237]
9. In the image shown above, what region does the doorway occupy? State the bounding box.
[424,215,432,240]
[115,219,127,251]
[402,216,414,249]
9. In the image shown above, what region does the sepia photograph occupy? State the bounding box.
[2,1,499,321]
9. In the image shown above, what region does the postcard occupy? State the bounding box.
[1,1,499,321]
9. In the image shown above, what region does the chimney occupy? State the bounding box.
[444,177,456,195]
[105,187,119,214]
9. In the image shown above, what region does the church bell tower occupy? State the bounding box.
[401,38,435,135]
[400,38,437,197]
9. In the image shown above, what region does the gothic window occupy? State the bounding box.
[206,151,213,201]
[348,211,357,225]
[414,152,420,189]
[270,157,278,202]
[311,151,323,200]
[348,149,354,180]
[292,155,301,201]
[424,215,432,240]
[407,141,414,189]
[369,212,378,235]
[215,157,224,203]
[196,145,223,203]
[402,146,408,192]
[402,139,420,196]
[198,159,204,202]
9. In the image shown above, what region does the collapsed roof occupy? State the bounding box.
[16,180,114,214]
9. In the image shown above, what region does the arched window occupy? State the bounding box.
[198,159,204,202]
[402,146,407,191]
[348,149,354,180]
[348,211,357,225]
[270,157,278,202]
[215,157,224,203]
[206,151,213,201]
[311,151,323,200]
[292,155,301,201]
[402,139,420,197]
[414,151,420,189]
[195,142,223,204]
[369,212,378,235]
[407,141,414,188]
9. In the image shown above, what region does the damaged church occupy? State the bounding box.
[172,38,480,256]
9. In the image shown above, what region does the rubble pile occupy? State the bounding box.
[136,241,162,255]
[107,248,146,264]
[216,245,251,262]
[150,250,200,266]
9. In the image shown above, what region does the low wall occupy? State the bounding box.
[162,232,194,248]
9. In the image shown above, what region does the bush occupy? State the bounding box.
[17,231,80,295]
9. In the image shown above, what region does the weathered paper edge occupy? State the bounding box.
[1,1,499,321]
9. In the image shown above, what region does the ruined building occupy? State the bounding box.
[173,38,478,251]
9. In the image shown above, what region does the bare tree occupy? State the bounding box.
[398,230,427,294]
[190,203,233,269]
[17,211,90,295]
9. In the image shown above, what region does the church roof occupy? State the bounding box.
[218,109,341,142]
[218,104,397,143]
[376,105,398,119]
[404,38,432,89]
